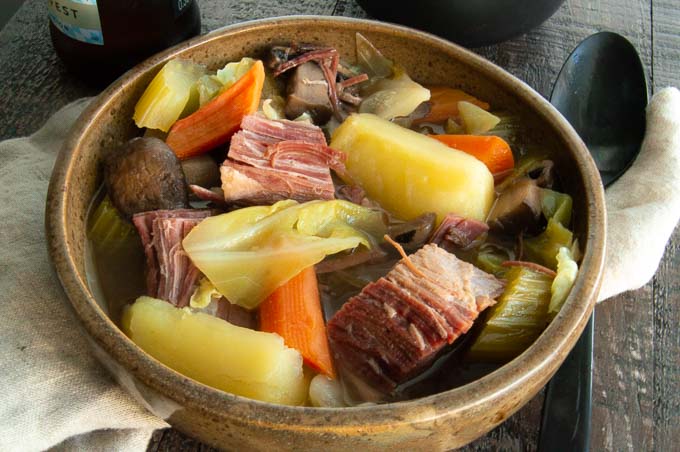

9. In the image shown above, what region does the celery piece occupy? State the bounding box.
[88,196,137,254]
[476,243,513,277]
[485,112,523,143]
[133,59,207,132]
[468,266,553,362]
[524,218,574,270]
[541,189,573,227]
[549,247,579,319]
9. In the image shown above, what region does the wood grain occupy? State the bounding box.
[0,0,677,450]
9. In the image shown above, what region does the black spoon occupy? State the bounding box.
[538,32,648,451]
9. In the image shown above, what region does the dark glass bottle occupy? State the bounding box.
[48,0,201,87]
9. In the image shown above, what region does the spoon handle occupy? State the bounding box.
[538,312,594,452]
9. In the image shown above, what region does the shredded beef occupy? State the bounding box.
[327,244,504,394]
[132,209,212,307]
[429,213,489,251]
[221,115,346,204]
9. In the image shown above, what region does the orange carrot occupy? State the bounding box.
[166,60,265,159]
[415,86,490,125]
[431,134,515,175]
[259,266,335,378]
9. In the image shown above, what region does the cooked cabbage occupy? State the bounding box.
[549,247,579,318]
[214,57,257,90]
[133,59,207,132]
[359,68,430,120]
[189,277,221,309]
[182,200,386,309]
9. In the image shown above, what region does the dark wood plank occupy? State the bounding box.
[652,228,680,451]
[652,0,680,90]
[650,4,680,445]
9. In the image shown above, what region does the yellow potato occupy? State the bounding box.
[122,296,308,405]
[330,113,495,223]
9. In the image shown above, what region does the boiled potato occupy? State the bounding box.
[122,296,308,405]
[458,101,500,134]
[330,113,495,223]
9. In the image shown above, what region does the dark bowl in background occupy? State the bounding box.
[357,0,567,47]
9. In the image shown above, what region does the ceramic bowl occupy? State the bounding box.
[46,16,605,451]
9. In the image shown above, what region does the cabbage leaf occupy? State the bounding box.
[183,200,386,309]
[549,246,579,319]
[359,67,430,120]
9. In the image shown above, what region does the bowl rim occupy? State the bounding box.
[46,15,605,432]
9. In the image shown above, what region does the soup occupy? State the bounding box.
[86,34,579,407]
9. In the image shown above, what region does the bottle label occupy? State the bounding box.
[48,0,103,46]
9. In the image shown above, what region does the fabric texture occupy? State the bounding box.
[598,87,680,300]
[0,88,678,450]
[0,99,168,452]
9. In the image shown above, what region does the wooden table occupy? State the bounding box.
[1,0,677,450]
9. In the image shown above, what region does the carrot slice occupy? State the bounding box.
[431,134,515,175]
[415,86,490,125]
[166,60,265,159]
[259,266,335,378]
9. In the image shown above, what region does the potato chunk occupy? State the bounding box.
[330,113,494,223]
[122,296,308,405]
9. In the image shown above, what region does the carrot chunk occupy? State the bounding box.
[166,60,265,159]
[430,134,515,175]
[415,86,490,124]
[259,267,335,378]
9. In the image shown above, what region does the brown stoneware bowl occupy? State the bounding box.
[46,16,606,450]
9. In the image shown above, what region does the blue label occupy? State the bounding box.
[48,0,104,46]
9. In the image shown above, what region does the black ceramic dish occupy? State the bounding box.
[356,0,566,47]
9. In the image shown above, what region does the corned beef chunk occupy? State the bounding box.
[221,114,346,204]
[132,209,212,307]
[327,244,504,394]
[429,213,489,251]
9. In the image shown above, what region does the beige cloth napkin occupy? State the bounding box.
[0,88,678,451]
[0,99,168,452]
[598,87,680,300]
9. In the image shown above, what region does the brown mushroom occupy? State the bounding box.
[104,137,189,218]
[284,61,333,123]
[487,177,542,234]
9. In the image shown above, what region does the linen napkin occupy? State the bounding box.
[0,87,678,451]
[598,87,680,300]
[0,99,168,452]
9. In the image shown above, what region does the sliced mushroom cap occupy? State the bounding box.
[104,137,189,218]
[285,61,333,123]
[487,177,542,234]
[528,159,555,188]
[181,154,220,189]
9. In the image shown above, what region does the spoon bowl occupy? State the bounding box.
[550,31,648,186]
